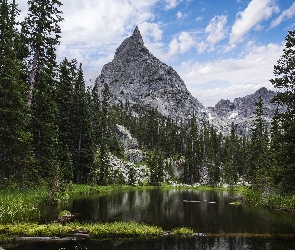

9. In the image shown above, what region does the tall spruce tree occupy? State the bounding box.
[97,83,111,185]
[30,62,60,182]
[0,0,31,187]
[270,29,295,193]
[21,0,63,189]
[21,0,63,107]
[56,58,78,182]
[72,64,94,183]
[247,96,269,188]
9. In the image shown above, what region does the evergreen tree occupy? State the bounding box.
[21,0,63,107]
[148,150,164,186]
[222,123,238,186]
[270,29,295,193]
[97,83,111,185]
[72,64,94,183]
[0,0,31,187]
[247,96,269,188]
[30,63,60,182]
[269,107,284,189]
[56,58,77,182]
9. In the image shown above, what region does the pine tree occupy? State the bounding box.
[222,123,238,186]
[56,58,77,182]
[269,107,284,189]
[270,29,295,193]
[247,96,269,189]
[30,63,60,182]
[0,0,32,187]
[21,0,63,107]
[72,64,94,183]
[97,83,111,185]
[148,150,164,186]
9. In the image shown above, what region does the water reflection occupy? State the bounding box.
[7,189,295,250]
[9,235,295,250]
[65,189,295,234]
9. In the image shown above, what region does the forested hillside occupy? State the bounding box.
[1,0,294,195]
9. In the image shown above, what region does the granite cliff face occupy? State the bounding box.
[94,27,205,121]
[207,87,283,135]
[95,27,281,135]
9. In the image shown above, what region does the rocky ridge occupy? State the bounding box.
[207,87,284,135]
[94,27,205,122]
[94,27,281,135]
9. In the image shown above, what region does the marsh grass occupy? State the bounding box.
[0,222,164,238]
[244,189,295,212]
[0,189,49,224]
[171,227,194,236]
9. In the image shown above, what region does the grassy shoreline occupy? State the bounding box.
[0,184,294,245]
[243,189,295,213]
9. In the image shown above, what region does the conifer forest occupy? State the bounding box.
[1,0,295,197]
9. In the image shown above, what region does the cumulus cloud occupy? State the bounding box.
[167,32,195,57]
[270,2,295,28]
[176,42,284,106]
[205,15,228,45]
[189,82,273,107]
[177,11,183,19]
[57,0,159,80]
[139,22,163,42]
[229,0,279,44]
[164,0,183,10]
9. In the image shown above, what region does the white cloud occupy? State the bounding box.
[189,83,273,107]
[168,38,180,57]
[167,32,195,57]
[205,15,228,45]
[164,0,183,10]
[178,32,195,53]
[196,16,203,21]
[229,0,279,44]
[56,0,160,80]
[139,22,163,42]
[176,42,284,106]
[177,11,183,19]
[270,2,295,28]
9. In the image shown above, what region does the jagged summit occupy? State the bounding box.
[207,87,284,135]
[95,27,205,121]
[114,27,147,59]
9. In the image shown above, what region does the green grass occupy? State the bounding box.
[243,189,295,212]
[0,222,164,239]
[0,189,49,224]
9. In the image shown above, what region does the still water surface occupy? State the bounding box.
[9,189,295,249]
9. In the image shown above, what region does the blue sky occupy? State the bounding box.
[18,0,295,106]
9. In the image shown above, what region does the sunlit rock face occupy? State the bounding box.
[94,27,205,122]
[94,27,282,135]
[207,87,285,135]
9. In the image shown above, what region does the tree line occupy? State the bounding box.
[1,0,294,194]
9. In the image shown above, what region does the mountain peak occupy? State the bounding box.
[96,26,205,121]
[114,27,146,59]
[131,26,144,45]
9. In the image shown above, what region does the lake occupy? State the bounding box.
[9,189,295,249]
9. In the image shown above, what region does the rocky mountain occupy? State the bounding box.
[94,27,205,122]
[207,87,284,135]
[94,27,282,135]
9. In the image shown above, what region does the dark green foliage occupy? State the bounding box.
[270,29,295,193]
[72,64,94,183]
[246,97,270,189]
[56,58,77,182]
[21,0,63,107]
[1,3,294,197]
[148,150,164,186]
[0,0,32,187]
[30,64,60,181]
